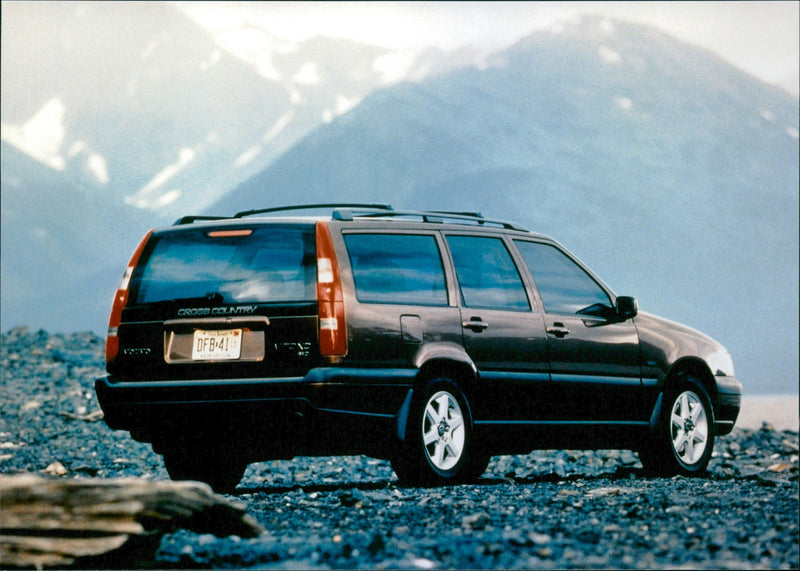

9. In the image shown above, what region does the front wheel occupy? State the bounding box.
[639,377,715,476]
[391,379,489,486]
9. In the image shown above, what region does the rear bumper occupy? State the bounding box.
[714,375,743,436]
[95,369,415,458]
[96,376,319,420]
[95,375,313,431]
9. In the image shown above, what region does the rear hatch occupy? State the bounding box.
[109,222,321,380]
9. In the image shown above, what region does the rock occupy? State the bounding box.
[767,462,795,473]
[707,530,728,551]
[21,400,41,412]
[0,474,264,569]
[585,486,625,499]
[529,532,553,546]
[575,527,602,544]
[58,409,105,422]
[340,488,367,508]
[2,329,799,569]
[462,512,491,531]
[42,461,67,476]
[367,533,385,556]
[392,525,410,536]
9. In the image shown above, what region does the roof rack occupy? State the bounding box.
[173,203,527,232]
[173,204,393,226]
[430,210,484,218]
[233,203,394,219]
[333,208,528,231]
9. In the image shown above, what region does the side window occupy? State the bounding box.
[514,240,611,315]
[446,236,530,311]
[344,234,448,306]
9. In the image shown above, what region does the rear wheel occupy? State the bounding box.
[391,378,489,486]
[639,376,714,476]
[162,448,247,494]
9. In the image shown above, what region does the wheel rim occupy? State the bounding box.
[669,390,709,466]
[422,390,465,471]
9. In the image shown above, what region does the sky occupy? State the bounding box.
[174,1,800,93]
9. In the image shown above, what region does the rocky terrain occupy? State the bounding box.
[1,327,798,569]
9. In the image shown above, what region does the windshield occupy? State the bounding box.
[130,226,316,304]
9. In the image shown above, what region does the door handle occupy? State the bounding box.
[547,323,570,338]
[462,317,489,332]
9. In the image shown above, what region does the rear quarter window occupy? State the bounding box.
[344,233,448,306]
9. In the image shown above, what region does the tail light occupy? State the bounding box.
[106,230,153,364]
[315,222,347,359]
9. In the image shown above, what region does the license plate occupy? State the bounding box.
[191,329,242,361]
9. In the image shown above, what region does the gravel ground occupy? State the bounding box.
[1,327,798,569]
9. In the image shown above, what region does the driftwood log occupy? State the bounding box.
[0,474,264,569]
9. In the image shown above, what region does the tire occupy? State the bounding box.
[639,376,715,476]
[391,378,489,486]
[162,448,247,494]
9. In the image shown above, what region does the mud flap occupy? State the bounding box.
[648,392,664,435]
[396,388,415,442]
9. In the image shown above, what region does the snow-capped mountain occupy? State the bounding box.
[1,1,466,219]
[1,1,474,335]
[1,8,797,393]
[217,17,799,394]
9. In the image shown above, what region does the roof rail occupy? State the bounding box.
[172,204,527,232]
[233,203,394,219]
[334,208,528,231]
[430,210,484,218]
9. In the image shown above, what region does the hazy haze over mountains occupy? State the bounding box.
[1,1,454,217]
[1,3,797,394]
[216,16,799,395]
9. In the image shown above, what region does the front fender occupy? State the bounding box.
[636,312,733,385]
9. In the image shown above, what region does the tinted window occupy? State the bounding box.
[132,227,316,304]
[447,236,530,311]
[515,240,611,314]
[344,234,448,306]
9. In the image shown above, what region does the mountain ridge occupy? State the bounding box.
[1,1,476,336]
[214,16,799,394]
[1,1,465,218]
[1,11,796,393]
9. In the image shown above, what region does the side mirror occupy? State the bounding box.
[616,296,638,320]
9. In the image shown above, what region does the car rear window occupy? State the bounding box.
[344,233,448,306]
[130,226,316,304]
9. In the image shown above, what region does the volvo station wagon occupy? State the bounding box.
[96,204,742,491]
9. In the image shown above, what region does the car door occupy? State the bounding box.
[445,234,550,422]
[513,239,644,422]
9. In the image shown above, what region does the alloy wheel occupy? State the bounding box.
[669,390,709,466]
[422,390,466,471]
